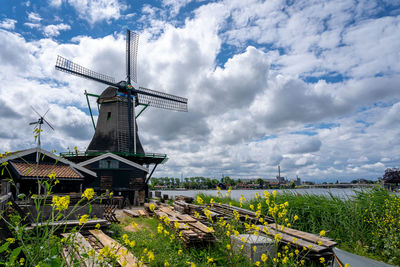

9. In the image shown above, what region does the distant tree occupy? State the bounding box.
[335,180,339,184]
[256,178,264,188]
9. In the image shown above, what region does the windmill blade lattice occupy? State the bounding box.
[56,56,116,86]
[126,30,139,83]
[137,87,188,111]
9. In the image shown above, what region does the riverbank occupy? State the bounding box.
[197,187,400,266]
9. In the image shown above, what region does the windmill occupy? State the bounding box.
[29,107,55,162]
[55,29,188,155]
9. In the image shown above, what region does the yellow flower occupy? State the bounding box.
[240,245,244,250]
[227,244,231,250]
[48,171,56,179]
[79,214,89,225]
[274,233,282,242]
[6,238,15,244]
[253,245,257,252]
[149,203,155,212]
[292,237,297,243]
[19,258,25,266]
[52,196,70,211]
[319,230,326,236]
[261,253,268,262]
[95,223,101,229]
[344,264,350,267]
[294,215,299,221]
[207,257,214,264]
[320,257,325,263]
[178,249,183,255]
[272,190,277,198]
[164,261,170,267]
[88,249,95,257]
[255,261,260,266]
[282,256,288,264]
[295,249,299,255]
[147,251,154,261]
[197,196,204,204]
[82,188,94,200]
[318,241,322,246]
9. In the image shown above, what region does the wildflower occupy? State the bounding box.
[129,240,135,248]
[54,179,60,185]
[282,256,288,264]
[318,241,322,246]
[175,222,181,229]
[52,196,70,211]
[227,244,231,250]
[178,249,183,255]
[240,245,244,250]
[272,190,277,198]
[82,188,94,200]
[274,233,282,242]
[295,249,299,255]
[165,261,170,267]
[261,253,268,262]
[250,204,254,210]
[6,238,15,244]
[88,249,95,257]
[253,246,257,252]
[344,264,350,267]
[294,215,299,221]
[147,250,154,261]
[207,257,214,264]
[19,258,25,266]
[292,237,297,243]
[255,261,260,266]
[300,259,305,265]
[149,203,155,212]
[320,257,325,264]
[95,223,101,229]
[197,196,204,204]
[308,244,313,249]
[319,230,326,236]
[48,171,56,179]
[79,214,89,225]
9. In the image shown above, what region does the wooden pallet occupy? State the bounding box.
[155,206,215,246]
[89,229,144,266]
[256,224,337,254]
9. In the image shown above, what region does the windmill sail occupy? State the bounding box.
[137,87,188,111]
[55,56,116,86]
[126,30,139,83]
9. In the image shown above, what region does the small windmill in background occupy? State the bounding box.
[29,106,55,162]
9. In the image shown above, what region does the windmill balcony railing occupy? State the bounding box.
[59,151,167,159]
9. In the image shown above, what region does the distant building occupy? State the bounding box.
[295,176,302,186]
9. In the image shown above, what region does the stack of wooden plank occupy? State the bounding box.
[155,206,215,246]
[61,230,144,267]
[256,224,337,258]
[206,203,274,223]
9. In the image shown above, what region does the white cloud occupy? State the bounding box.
[67,0,127,25]
[0,19,17,30]
[28,12,42,22]
[43,23,71,37]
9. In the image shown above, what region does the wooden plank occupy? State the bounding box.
[89,230,143,267]
[123,209,139,217]
[61,232,100,267]
[256,225,328,253]
[188,221,214,234]
[268,224,337,247]
[27,219,109,229]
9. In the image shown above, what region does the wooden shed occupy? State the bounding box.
[77,153,149,205]
[0,147,96,197]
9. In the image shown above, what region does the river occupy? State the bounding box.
[151,188,374,201]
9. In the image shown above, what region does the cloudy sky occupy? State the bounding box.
[0,0,399,182]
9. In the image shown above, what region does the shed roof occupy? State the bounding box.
[0,147,97,178]
[11,162,82,180]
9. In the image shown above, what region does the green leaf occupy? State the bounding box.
[17,193,26,200]
[0,242,9,253]
[8,246,22,264]
[88,203,92,214]
[25,167,32,176]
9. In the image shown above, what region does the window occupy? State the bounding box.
[99,159,119,169]
[107,112,111,120]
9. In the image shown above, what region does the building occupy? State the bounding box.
[77,153,149,205]
[0,147,96,197]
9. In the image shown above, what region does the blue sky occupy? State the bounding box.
[0,0,400,181]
